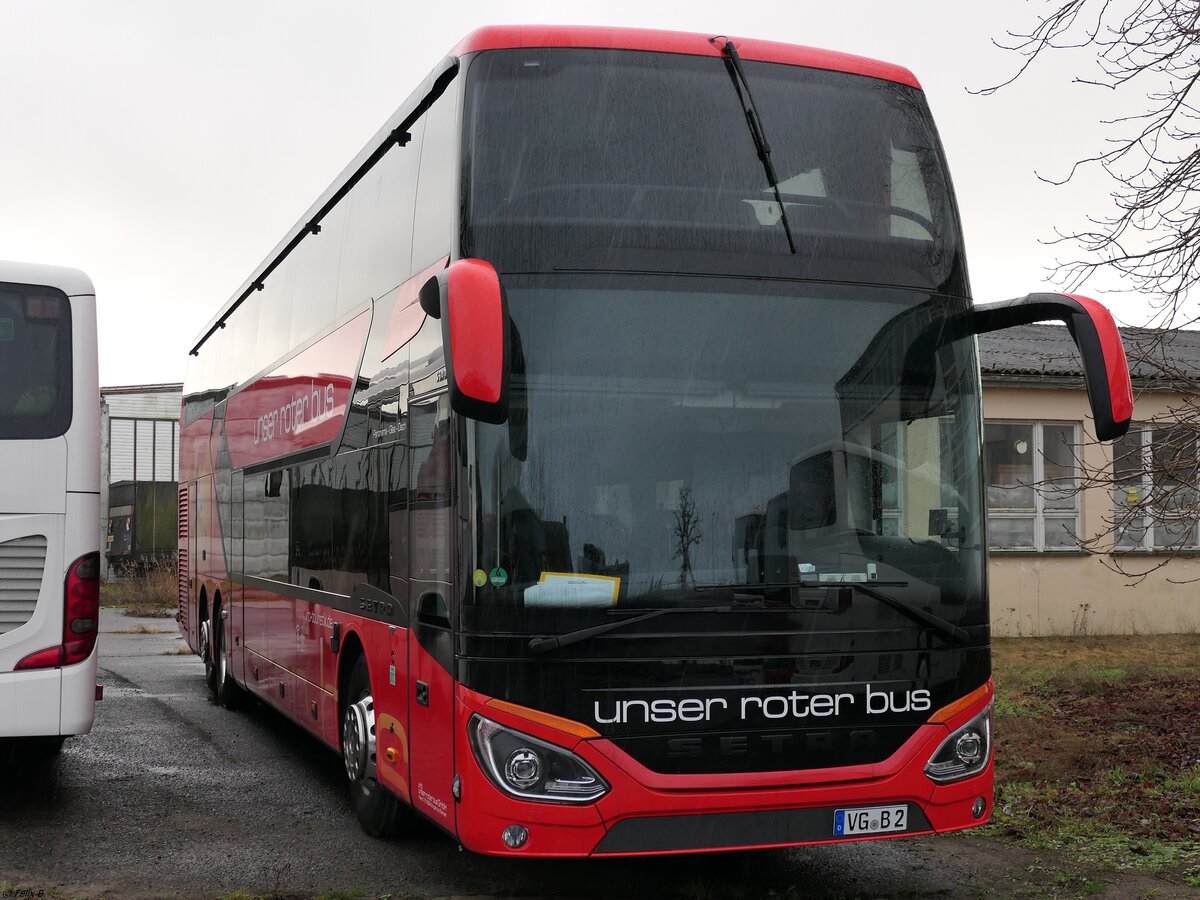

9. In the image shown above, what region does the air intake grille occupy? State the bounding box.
[0,534,48,635]
[177,485,188,622]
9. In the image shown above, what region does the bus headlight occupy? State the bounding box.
[469,714,609,803]
[925,705,992,783]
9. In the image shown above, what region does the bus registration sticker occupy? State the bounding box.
[834,805,907,836]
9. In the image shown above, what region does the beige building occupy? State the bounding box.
[980,325,1200,636]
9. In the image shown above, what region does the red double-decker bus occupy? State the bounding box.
[179,26,1133,857]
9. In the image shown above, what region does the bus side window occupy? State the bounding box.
[409,398,451,583]
[388,441,410,588]
[412,78,460,271]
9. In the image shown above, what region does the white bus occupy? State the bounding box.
[0,260,100,756]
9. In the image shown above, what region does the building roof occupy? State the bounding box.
[979,324,1200,384]
[100,383,183,396]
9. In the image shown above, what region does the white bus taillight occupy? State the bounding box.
[63,552,100,664]
[15,551,101,671]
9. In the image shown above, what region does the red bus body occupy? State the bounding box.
[179,26,1130,857]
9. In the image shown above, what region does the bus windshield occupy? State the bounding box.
[470,276,985,632]
[463,48,964,293]
[0,284,72,439]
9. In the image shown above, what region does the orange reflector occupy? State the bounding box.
[927,679,992,724]
[485,698,600,739]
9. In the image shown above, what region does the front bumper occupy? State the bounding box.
[448,686,993,857]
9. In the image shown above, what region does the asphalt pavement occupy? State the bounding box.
[0,609,1186,899]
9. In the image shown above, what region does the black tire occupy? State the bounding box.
[0,736,65,780]
[343,654,404,837]
[28,735,66,757]
[213,608,242,710]
[202,603,217,696]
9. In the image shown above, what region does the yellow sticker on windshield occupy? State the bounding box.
[522,572,620,609]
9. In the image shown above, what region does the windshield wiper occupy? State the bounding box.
[528,605,732,655]
[846,583,969,645]
[712,37,797,255]
[693,580,969,645]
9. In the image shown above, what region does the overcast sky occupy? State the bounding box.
[1,1,1140,387]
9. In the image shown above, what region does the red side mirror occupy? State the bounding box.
[419,259,510,424]
[973,293,1133,441]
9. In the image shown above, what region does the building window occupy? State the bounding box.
[109,416,178,484]
[985,422,1080,550]
[1112,425,1198,550]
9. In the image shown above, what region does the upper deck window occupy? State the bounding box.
[0,283,72,439]
[463,48,964,293]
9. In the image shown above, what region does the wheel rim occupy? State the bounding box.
[342,694,376,784]
[199,620,211,664]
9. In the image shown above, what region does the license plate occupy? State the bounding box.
[833,804,908,836]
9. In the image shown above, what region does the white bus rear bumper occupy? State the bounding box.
[0,649,97,737]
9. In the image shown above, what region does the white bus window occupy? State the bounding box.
[0,286,72,439]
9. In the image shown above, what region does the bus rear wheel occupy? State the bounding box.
[207,601,242,709]
[342,655,404,837]
[201,614,216,694]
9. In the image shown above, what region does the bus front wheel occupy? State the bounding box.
[342,655,404,837]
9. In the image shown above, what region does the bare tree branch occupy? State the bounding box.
[986,3,1200,574]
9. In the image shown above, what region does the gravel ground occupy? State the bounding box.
[0,609,1191,899]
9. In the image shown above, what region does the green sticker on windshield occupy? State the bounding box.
[0,319,11,341]
[488,567,508,588]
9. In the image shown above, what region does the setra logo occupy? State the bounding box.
[359,596,394,617]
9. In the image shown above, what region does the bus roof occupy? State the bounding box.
[452,25,921,90]
[190,27,920,356]
[0,260,94,297]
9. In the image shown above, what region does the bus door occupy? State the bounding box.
[405,397,457,831]
[382,440,413,803]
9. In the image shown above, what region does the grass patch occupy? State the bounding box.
[162,641,192,656]
[102,561,178,617]
[111,623,173,635]
[988,635,1200,884]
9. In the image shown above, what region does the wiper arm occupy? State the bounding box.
[712,37,797,255]
[693,580,969,645]
[528,605,731,655]
[847,583,969,645]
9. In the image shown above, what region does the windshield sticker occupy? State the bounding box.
[488,567,509,588]
[799,562,879,584]
[0,319,11,341]
[472,568,488,588]
[524,572,620,608]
